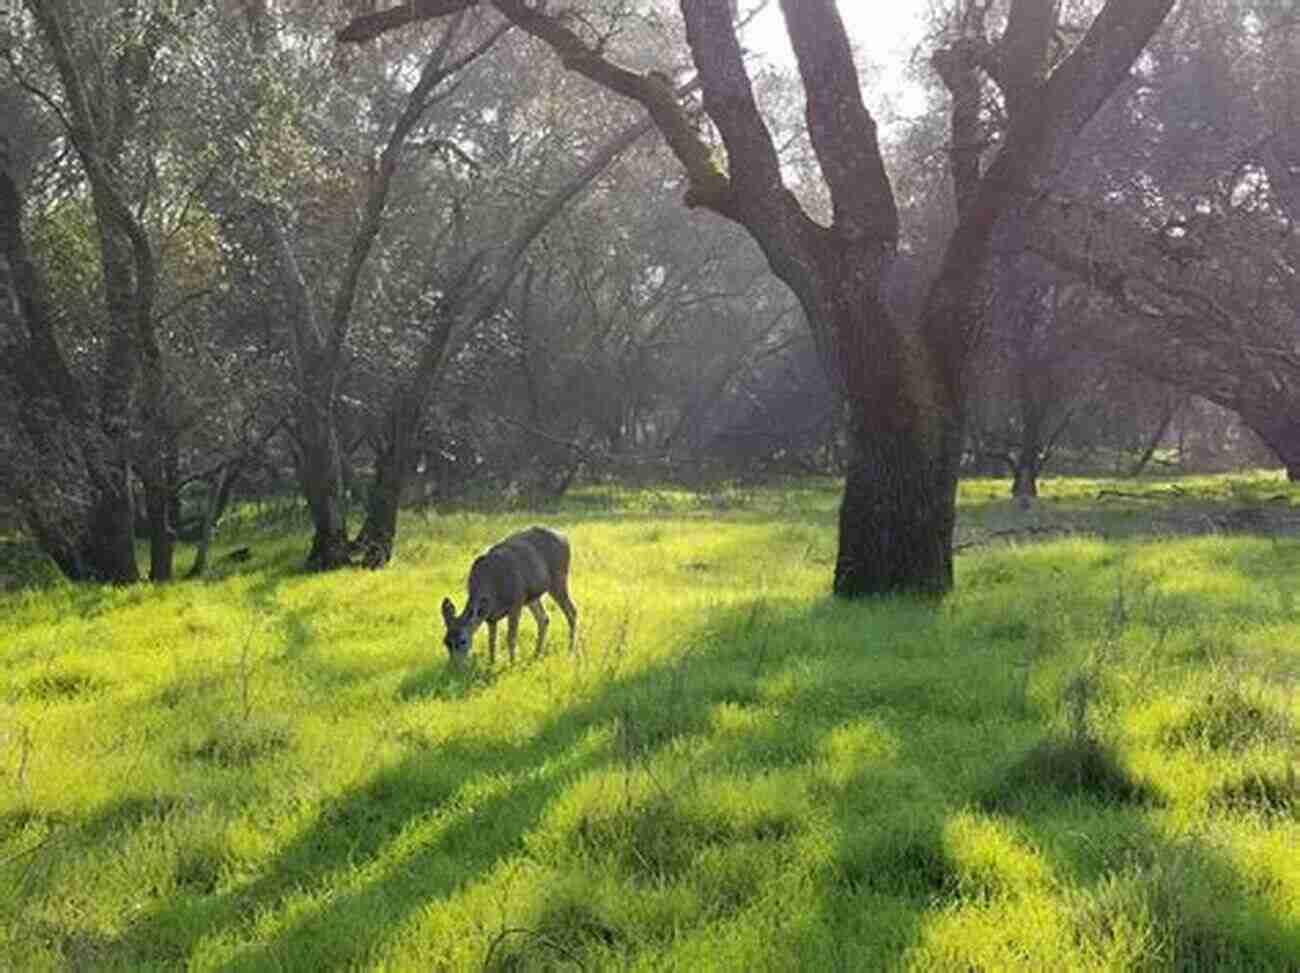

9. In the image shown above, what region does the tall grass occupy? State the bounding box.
[1,475,1297,970]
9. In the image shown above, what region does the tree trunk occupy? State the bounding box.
[298,402,351,570]
[140,429,178,581]
[836,400,960,597]
[353,395,417,568]
[187,480,218,581]
[82,479,139,582]
[256,206,352,571]
[187,459,247,579]
[1128,396,1179,477]
[1243,413,1300,482]
[0,154,139,584]
[820,288,963,598]
[354,447,403,568]
[1012,419,1043,500]
[142,470,174,581]
[1011,461,1040,499]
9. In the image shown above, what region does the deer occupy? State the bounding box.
[441,526,578,665]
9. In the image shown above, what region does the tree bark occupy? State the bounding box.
[137,424,180,581]
[353,392,419,568]
[297,399,351,570]
[1011,461,1040,499]
[837,392,960,596]
[254,206,352,570]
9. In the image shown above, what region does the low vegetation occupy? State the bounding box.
[1,475,1298,970]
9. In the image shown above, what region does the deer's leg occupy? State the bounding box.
[552,583,579,655]
[487,621,497,667]
[527,598,549,656]
[506,608,519,664]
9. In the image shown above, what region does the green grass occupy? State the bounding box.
[1,474,1298,970]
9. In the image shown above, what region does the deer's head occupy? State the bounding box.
[441,596,485,660]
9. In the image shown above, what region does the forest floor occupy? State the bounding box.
[1,472,1298,970]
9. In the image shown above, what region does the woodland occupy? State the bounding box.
[2,5,1300,969]
[0,0,1297,593]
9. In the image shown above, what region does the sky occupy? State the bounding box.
[745,3,929,116]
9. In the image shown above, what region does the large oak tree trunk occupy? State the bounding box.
[837,401,960,596]
[811,274,964,597]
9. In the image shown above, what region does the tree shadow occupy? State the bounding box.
[394,658,499,702]
[79,590,1300,969]
[101,618,780,968]
[4,795,190,907]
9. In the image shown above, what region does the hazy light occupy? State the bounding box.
[744,3,927,118]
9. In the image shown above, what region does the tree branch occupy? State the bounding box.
[778,0,896,243]
[999,0,1060,122]
[326,12,506,371]
[336,0,478,44]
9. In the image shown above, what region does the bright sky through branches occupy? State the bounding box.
[745,2,927,117]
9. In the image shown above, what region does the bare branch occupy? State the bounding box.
[336,0,478,44]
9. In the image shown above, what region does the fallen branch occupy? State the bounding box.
[1096,486,1187,501]
[955,525,1093,551]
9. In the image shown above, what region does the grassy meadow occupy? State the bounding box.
[1,474,1299,970]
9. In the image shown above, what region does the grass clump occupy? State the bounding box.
[566,784,805,883]
[1160,686,1295,753]
[13,670,108,702]
[1069,842,1300,970]
[981,668,1156,813]
[481,877,626,971]
[182,718,293,768]
[1209,768,1299,818]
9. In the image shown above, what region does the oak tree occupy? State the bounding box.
[340,0,1175,596]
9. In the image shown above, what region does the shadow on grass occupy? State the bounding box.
[977,734,1160,814]
[94,602,822,968]
[395,659,501,702]
[4,794,192,909]
[77,590,1300,969]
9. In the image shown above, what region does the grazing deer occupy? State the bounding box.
[441,526,578,665]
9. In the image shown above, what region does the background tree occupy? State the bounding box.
[1025,0,1300,476]
[964,257,1110,498]
[1,0,225,581]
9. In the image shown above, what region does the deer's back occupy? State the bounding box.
[469,527,570,619]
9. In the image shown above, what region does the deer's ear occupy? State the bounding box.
[474,596,490,619]
[441,598,456,625]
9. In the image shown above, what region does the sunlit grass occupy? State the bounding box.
[1,474,1298,970]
